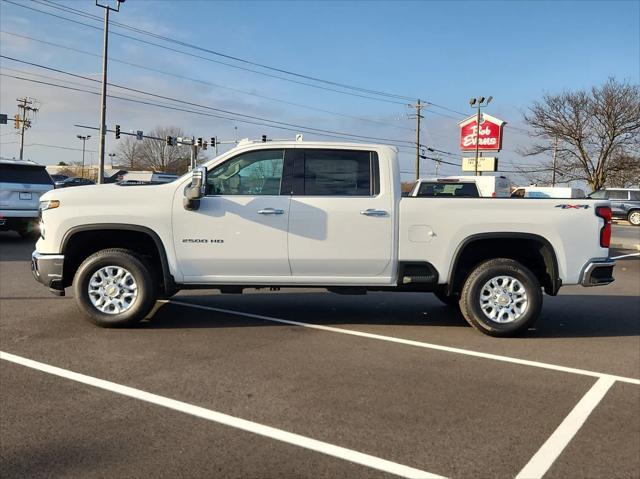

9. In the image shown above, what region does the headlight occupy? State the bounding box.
[39,200,60,211]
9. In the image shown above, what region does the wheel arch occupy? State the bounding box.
[61,224,175,295]
[446,232,561,296]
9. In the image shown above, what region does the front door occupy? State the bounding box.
[173,148,292,282]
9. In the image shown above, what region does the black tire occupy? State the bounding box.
[73,248,157,327]
[433,289,459,307]
[628,210,640,226]
[459,258,542,337]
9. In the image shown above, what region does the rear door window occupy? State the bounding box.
[296,149,378,196]
[608,190,629,200]
[630,191,640,201]
[0,164,53,185]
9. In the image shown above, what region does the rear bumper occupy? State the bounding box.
[580,259,615,287]
[31,251,65,296]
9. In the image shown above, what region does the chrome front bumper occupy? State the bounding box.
[580,259,616,287]
[31,251,65,296]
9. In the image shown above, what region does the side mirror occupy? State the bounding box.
[183,166,207,210]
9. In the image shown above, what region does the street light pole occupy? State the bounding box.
[469,96,492,176]
[76,135,91,178]
[108,153,116,169]
[95,0,125,185]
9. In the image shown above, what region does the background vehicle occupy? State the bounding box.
[511,186,586,199]
[50,174,69,183]
[55,177,95,188]
[411,175,511,198]
[32,141,614,337]
[0,159,54,238]
[588,188,640,226]
[119,171,178,184]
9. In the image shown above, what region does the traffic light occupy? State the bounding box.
[197,137,203,147]
[14,114,20,129]
[115,124,121,139]
[210,137,216,148]
[261,134,267,142]
[166,136,173,146]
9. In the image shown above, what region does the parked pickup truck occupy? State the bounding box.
[32,140,615,336]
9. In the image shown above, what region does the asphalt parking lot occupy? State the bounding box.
[1,232,639,478]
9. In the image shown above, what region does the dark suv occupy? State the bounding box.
[589,188,640,226]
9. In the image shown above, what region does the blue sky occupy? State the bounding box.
[1,0,638,180]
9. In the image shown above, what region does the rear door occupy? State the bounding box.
[606,189,629,216]
[287,148,394,283]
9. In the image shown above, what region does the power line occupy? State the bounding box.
[1,72,425,148]
[0,56,421,146]
[36,0,417,102]
[9,0,475,120]
[0,30,413,132]
[3,0,410,106]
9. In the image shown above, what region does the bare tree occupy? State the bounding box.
[522,78,640,190]
[138,126,193,174]
[115,135,141,169]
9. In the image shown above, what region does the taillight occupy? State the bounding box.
[596,206,612,248]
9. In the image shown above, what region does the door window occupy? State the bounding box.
[297,150,378,196]
[607,190,629,200]
[206,149,284,196]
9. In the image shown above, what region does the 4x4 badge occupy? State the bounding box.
[555,204,590,209]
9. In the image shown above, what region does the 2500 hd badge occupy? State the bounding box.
[182,238,224,244]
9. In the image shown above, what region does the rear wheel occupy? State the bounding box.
[73,248,157,327]
[628,210,640,226]
[459,258,542,337]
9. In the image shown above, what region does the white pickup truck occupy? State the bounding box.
[32,140,615,336]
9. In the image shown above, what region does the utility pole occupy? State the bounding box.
[16,97,38,160]
[551,136,558,187]
[408,100,424,180]
[435,153,441,176]
[95,0,125,184]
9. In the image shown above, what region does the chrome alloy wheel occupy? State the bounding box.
[629,211,640,226]
[479,275,528,323]
[88,266,138,314]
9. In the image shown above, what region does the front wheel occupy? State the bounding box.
[73,248,157,327]
[459,258,542,337]
[628,210,640,226]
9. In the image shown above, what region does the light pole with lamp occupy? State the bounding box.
[95,0,125,185]
[469,96,492,175]
[108,152,116,169]
[76,134,91,178]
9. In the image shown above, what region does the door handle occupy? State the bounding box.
[360,208,388,217]
[258,208,285,215]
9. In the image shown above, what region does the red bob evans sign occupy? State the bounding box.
[458,113,506,152]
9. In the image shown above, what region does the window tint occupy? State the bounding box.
[630,191,640,201]
[607,190,628,200]
[589,190,606,199]
[301,150,377,196]
[0,164,53,185]
[417,182,479,198]
[206,149,284,196]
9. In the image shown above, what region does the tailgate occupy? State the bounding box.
[0,182,52,211]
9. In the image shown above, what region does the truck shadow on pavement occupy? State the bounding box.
[142,293,640,339]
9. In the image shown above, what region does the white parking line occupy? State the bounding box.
[168,300,640,386]
[515,376,616,478]
[0,351,445,479]
[611,252,640,260]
